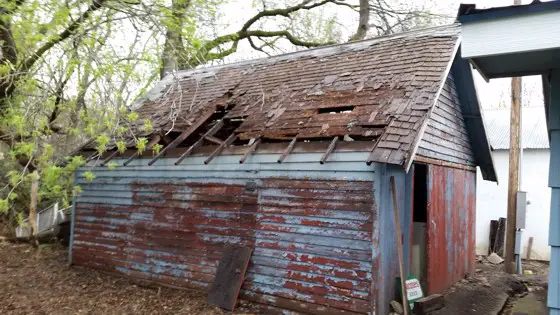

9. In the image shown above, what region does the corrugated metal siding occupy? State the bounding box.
[375,165,408,315]
[417,73,476,166]
[71,152,379,314]
[484,107,549,150]
[426,165,476,294]
[547,70,560,313]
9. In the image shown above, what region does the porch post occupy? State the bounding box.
[548,69,560,314]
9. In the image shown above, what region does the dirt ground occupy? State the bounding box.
[0,240,255,315]
[431,256,549,315]
[0,238,550,315]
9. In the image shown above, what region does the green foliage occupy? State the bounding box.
[116,141,127,153]
[136,137,148,154]
[152,143,163,155]
[95,133,111,153]
[0,199,8,214]
[0,0,439,223]
[107,161,118,170]
[143,119,153,133]
[83,171,96,183]
[16,211,24,225]
[72,185,83,196]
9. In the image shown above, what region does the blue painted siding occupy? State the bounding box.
[375,164,408,315]
[71,151,384,314]
[548,70,560,313]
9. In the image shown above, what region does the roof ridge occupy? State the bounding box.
[164,23,461,81]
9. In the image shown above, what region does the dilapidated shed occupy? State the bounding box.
[69,24,497,315]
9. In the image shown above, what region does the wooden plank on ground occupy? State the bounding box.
[414,294,444,314]
[496,217,507,257]
[207,247,253,311]
[489,220,498,255]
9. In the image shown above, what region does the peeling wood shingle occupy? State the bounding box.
[96,25,461,167]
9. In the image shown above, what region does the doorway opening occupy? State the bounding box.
[412,163,428,286]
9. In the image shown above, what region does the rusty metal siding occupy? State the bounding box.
[426,164,476,294]
[71,152,379,314]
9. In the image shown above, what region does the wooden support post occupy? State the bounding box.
[149,108,215,165]
[123,135,161,166]
[505,75,522,274]
[390,176,408,315]
[320,137,339,164]
[204,134,237,164]
[277,137,297,163]
[240,138,261,164]
[175,121,224,165]
[366,137,382,165]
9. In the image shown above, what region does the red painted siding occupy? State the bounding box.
[426,165,476,294]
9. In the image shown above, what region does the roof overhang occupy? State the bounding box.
[451,51,497,182]
[458,1,560,79]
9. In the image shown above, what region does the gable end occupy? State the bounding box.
[416,72,476,167]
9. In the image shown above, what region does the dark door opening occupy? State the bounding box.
[412,163,428,286]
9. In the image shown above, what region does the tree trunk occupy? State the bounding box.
[28,172,40,245]
[160,0,192,78]
[351,0,370,41]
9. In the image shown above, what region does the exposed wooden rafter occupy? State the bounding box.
[366,137,383,165]
[204,134,237,164]
[277,137,297,163]
[175,120,225,165]
[320,137,339,164]
[149,108,216,165]
[239,138,261,164]
[202,134,224,145]
[123,135,162,166]
[100,150,120,166]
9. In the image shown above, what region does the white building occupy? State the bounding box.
[476,106,550,260]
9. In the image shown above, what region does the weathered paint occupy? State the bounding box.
[68,173,77,265]
[426,164,476,294]
[547,69,560,313]
[71,151,381,315]
[375,164,408,315]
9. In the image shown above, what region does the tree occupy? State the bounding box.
[0,0,442,220]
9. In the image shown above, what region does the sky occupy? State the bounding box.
[217,0,546,110]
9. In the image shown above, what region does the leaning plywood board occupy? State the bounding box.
[207,247,253,311]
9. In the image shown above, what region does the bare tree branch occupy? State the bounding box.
[20,0,107,72]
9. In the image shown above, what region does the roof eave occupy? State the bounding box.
[451,47,498,182]
[458,1,560,23]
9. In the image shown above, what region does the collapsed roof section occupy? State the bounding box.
[89,24,462,167]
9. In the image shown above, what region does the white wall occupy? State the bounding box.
[476,149,551,260]
[462,10,560,58]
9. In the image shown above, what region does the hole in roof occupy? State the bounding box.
[318,106,355,114]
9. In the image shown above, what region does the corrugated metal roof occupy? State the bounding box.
[483,107,549,150]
